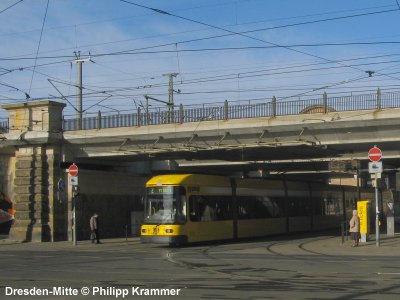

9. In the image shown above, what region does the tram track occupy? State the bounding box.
[164,236,346,291]
[166,246,293,286]
[265,235,337,257]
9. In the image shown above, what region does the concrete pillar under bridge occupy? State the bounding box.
[1,100,148,242]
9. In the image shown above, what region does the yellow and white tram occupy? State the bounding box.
[140,174,375,245]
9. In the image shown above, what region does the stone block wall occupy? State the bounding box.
[11,147,48,241]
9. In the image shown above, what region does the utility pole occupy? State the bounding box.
[74,51,91,130]
[163,72,179,123]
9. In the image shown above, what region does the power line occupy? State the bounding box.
[4,41,400,62]
[0,80,30,99]
[0,4,399,63]
[28,0,50,96]
[13,51,400,94]
[10,2,387,63]
[0,0,23,15]
[120,0,400,86]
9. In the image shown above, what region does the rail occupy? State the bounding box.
[60,89,400,131]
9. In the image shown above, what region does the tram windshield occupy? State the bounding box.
[144,186,186,224]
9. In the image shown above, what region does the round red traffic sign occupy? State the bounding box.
[68,164,79,176]
[368,147,382,162]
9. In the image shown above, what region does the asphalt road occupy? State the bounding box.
[1,234,400,299]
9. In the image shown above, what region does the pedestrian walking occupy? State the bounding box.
[349,209,360,247]
[90,213,101,244]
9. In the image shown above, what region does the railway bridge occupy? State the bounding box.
[1,89,400,241]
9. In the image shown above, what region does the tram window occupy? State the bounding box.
[189,196,201,222]
[237,196,284,219]
[189,195,232,222]
[323,193,342,216]
[288,197,310,217]
[312,198,324,216]
[260,196,283,217]
[215,198,232,220]
[201,199,216,221]
[144,186,186,224]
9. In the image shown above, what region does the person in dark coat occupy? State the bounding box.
[90,213,101,244]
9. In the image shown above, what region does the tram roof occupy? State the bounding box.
[146,174,230,186]
[146,173,303,189]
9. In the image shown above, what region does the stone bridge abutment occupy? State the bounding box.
[1,101,147,242]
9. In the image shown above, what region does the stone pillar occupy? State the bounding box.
[13,147,49,241]
[1,101,66,241]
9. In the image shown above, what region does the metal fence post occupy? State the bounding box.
[137,107,141,127]
[224,100,229,121]
[377,88,381,110]
[179,104,184,124]
[272,96,277,117]
[97,111,102,129]
[323,92,328,114]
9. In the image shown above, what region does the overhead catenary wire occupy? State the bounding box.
[120,0,400,96]
[0,2,398,79]
[3,2,394,63]
[28,0,50,97]
[4,41,400,64]
[5,50,400,102]
[0,0,23,15]
[2,1,400,117]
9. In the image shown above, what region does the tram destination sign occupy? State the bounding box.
[148,186,173,194]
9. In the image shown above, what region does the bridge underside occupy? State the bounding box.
[63,108,400,180]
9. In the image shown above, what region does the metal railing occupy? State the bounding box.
[63,89,400,131]
[0,119,8,133]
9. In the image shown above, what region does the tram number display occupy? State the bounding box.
[148,186,174,194]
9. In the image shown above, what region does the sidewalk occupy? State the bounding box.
[0,236,142,249]
[1,234,400,256]
[301,233,400,256]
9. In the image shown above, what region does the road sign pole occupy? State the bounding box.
[368,146,382,247]
[375,176,380,247]
[73,190,77,246]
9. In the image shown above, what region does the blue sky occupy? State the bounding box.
[1,0,400,120]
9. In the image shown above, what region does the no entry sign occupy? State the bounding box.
[368,146,382,162]
[68,164,79,176]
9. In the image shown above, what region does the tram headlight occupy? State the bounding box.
[166,229,174,234]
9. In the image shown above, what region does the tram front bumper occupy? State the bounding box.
[140,235,188,245]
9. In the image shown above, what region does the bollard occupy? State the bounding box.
[341,222,345,244]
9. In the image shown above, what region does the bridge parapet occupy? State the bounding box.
[62,89,400,131]
[2,100,65,133]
